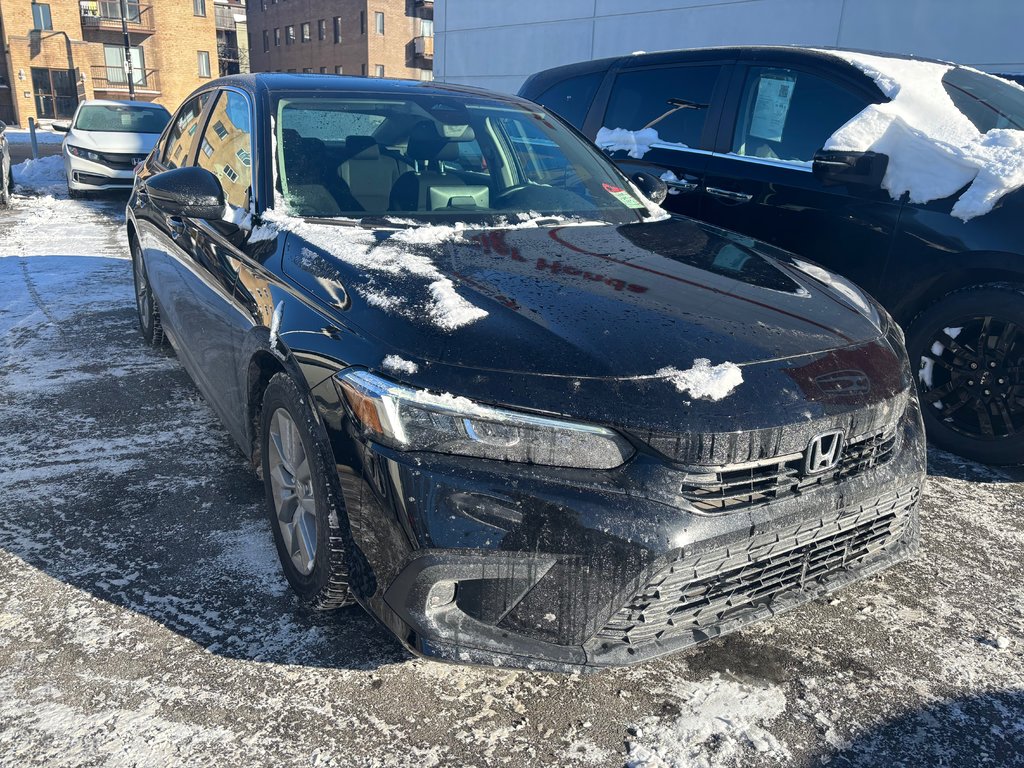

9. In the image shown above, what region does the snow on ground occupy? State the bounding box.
[1,183,1024,767]
[3,127,66,145]
[820,51,1024,221]
[11,155,66,196]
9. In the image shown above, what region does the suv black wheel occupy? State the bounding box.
[260,372,354,610]
[130,238,166,347]
[908,284,1024,465]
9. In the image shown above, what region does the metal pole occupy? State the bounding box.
[120,0,136,100]
[28,117,39,160]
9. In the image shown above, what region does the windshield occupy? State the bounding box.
[271,91,650,224]
[942,68,1024,131]
[74,104,171,134]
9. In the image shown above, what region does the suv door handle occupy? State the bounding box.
[665,179,699,193]
[706,187,753,203]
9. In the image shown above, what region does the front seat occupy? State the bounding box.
[389,121,478,212]
[338,136,405,213]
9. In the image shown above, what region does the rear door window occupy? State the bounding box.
[163,91,212,169]
[730,67,868,165]
[602,65,721,149]
[534,71,604,129]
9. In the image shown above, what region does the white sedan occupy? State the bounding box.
[56,99,170,197]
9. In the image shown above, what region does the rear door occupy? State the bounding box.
[699,62,901,295]
[592,61,729,219]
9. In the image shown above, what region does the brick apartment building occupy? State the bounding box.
[247,0,433,80]
[215,0,249,76]
[0,0,220,126]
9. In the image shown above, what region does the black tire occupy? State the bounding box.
[907,283,1024,465]
[68,184,83,200]
[260,372,354,610]
[130,237,166,347]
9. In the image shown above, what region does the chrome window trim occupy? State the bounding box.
[713,152,815,173]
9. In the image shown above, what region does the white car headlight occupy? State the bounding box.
[336,370,634,470]
[66,144,101,162]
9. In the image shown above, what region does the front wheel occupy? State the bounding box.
[907,284,1024,465]
[260,373,354,610]
[130,238,166,347]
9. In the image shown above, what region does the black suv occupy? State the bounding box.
[521,47,1024,465]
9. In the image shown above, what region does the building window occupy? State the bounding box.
[274,28,280,46]
[421,19,433,37]
[319,66,327,74]
[375,64,384,78]
[262,30,269,52]
[301,22,310,42]
[335,65,343,75]
[194,0,206,17]
[236,147,251,167]
[285,25,294,44]
[361,63,366,77]
[318,19,326,41]
[359,11,365,35]
[198,51,212,78]
[223,164,239,183]
[333,17,342,44]
[302,67,312,73]
[32,3,53,30]
[212,120,228,139]
[201,139,214,157]
[374,12,384,35]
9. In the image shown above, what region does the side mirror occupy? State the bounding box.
[631,171,669,205]
[52,121,71,133]
[144,166,225,220]
[812,150,888,188]
[0,121,7,134]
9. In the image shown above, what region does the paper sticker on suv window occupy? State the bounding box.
[750,74,797,142]
[603,182,645,208]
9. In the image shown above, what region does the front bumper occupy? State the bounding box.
[338,395,926,673]
[65,154,136,191]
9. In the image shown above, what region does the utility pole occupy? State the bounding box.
[120,0,136,100]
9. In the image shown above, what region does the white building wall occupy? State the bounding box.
[436,0,1023,94]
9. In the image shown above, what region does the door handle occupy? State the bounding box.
[169,216,186,240]
[706,187,753,203]
[665,179,699,193]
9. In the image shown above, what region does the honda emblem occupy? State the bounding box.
[804,430,845,475]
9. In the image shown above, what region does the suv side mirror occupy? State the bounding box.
[631,171,669,205]
[52,121,71,133]
[145,166,225,220]
[812,150,888,188]
[0,121,7,134]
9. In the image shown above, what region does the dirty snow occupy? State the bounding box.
[382,355,419,376]
[595,127,687,159]
[820,50,1024,221]
[654,359,744,401]
[12,155,66,195]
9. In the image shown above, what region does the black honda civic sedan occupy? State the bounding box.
[127,74,925,671]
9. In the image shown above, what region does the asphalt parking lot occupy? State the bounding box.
[1,179,1023,768]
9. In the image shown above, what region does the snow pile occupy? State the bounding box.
[820,51,1024,221]
[596,127,687,159]
[264,208,487,332]
[656,359,743,401]
[12,155,65,194]
[626,674,790,767]
[382,355,418,375]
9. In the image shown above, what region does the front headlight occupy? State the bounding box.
[336,370,634,470]
[66,145,101,162]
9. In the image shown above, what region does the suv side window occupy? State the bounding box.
[731,67,868,165]
[534,71,604,129]
[163,92,211,169]
[196,90,252,211]
[602,65,720,148]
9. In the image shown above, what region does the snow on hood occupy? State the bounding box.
[652,359,744,402]
[819,51,1024,221]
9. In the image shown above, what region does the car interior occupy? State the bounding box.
[274,96,636,220]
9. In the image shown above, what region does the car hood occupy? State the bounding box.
[281,216,887,380]
[66,129,160,154]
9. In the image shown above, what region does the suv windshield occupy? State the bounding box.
[272,91,651,224]
[74,104,171,134]
[942,68,1024,131]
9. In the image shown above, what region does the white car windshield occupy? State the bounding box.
[74,104,171,134]
[272,91,652,224]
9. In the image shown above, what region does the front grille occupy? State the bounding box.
[594,486,918,653]
[680,428,898,514]
[94,152,141,170]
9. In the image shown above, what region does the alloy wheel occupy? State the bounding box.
[267,407,319,576]
[132,246,151,333]
[917,315,1023,440]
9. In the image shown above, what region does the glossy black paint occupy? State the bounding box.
[127,74,925,670]
[519,46,1024,327]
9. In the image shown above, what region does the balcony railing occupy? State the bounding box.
[414,35,434,59]
[414,0,434,16]
[80,1,156,35]
[215,4,238,30]
[90,65,160,94]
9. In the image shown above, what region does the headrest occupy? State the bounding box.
[345,135,380,160]
[406,121,475,162]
